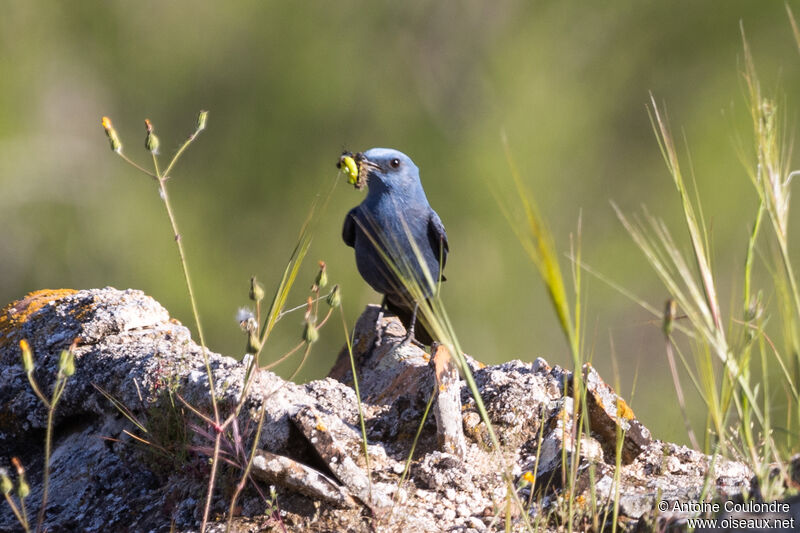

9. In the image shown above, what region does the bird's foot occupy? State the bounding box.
[399,327,425,350]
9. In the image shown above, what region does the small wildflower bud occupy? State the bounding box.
[17,479,29,500]
[59,349,75,377]
[326,284,341,308]
[249,276,265,302]
[196,110,209,132]
[302,321,319,344]
[0,470,11,495]
[10,458,28,499]
[145,133,160,154]
[19,339,33,374]
[246,331,262,354]
[314,261,328,290]
[11,458,23,476]
[102,116,122,153]
[662,299,677,337]
[144,119,160,154]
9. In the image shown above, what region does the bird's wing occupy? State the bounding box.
[427,210,449,272]
[342,206,358,248]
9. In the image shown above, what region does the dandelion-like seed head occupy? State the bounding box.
[237,307,255,326]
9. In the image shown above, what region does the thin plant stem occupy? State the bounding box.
[162,129,202,179]
[261,341,305,371]
[24,374,50,409]
[144,125,219,533]
[338,304,372,498]
[119,152,158,178]
[19,495,28,532]
[277,290,334,320]
[664,337,700,450]
[225,400,269,533]
[3,493,26,531]
[288,343,313,382]
[35,384,58,532]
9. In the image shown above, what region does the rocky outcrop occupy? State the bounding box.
[0,288,788,532]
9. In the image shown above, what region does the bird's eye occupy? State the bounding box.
[390,158,401,169]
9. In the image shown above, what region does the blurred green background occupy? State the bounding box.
[2,1,799,444]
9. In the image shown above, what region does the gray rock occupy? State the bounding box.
[0,288,770,532]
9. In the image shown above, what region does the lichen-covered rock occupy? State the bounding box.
[0,288,765,533]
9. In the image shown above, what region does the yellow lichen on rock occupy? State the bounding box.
[616,397,635,421]
[0,289,78,347]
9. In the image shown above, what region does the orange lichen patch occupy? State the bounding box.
[616,398,635,421]
[432,343,453,386]
[0,289,77,348]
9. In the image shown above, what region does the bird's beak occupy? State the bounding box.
[354,152,379,170]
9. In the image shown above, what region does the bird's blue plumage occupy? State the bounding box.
[342,148,448,344]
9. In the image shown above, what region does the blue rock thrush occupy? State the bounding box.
[340,148,448,346]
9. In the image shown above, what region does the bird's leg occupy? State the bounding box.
[400,302,425,348]
[373,296,387,347]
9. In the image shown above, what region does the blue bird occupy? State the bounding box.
[341,148,448,346]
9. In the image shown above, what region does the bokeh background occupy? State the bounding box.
[2,1,799,444]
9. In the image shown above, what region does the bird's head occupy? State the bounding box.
[339,148,422,198]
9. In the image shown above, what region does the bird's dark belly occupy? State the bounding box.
[353,228,439,299]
